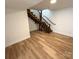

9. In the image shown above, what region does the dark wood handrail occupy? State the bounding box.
[42,17,50,26]
[43,15,56,25]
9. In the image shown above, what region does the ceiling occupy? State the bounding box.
[31,0,73,10]
[6,0,73,10]
[5,0,42,10]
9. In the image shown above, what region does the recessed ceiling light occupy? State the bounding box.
[50,0,57,4]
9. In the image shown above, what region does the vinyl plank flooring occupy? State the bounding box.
[6,31,73,59]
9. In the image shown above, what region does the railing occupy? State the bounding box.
[43,15,56,25]
[34,9,56,25]
[42,17,50,27]
[28,9,56,27]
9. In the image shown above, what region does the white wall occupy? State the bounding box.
[28,18,38,31]
[53,8,73,37]
[5,9,30,47]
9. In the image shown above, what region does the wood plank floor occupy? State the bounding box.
[6,31,73,59]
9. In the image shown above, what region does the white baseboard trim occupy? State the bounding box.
[53,30,73,37]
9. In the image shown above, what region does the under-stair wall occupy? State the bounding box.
[28,18,38,31]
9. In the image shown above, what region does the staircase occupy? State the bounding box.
[27,9,54,33]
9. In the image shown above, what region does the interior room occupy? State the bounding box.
[5,0,73,59]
